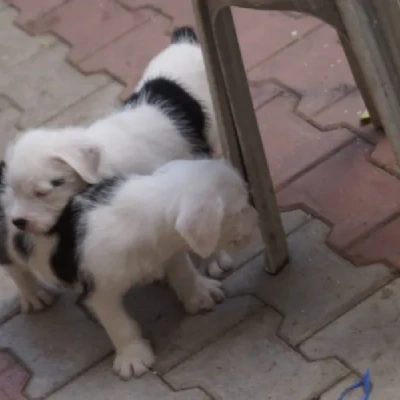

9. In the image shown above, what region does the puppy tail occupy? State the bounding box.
[171,26,198,44]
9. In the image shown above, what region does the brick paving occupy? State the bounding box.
[1,0,400,399]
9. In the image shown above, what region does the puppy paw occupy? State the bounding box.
[207,251,234,279]
[113,341,155,380]
[184,276,225,314]
[20,289,55,313]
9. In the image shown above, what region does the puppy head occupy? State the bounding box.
[174,162,258,258]
[4,128,101,234]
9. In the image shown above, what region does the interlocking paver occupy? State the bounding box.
[230,210,312,270]
[45,81,123,128]
[224,219,392,345]
[301,279,400,399]
[0,96,21,158]
[257,91,353,189]
[122,283,262,374]
[79,15,169,99]
[370,136,400,177]
[278,139,400,250]
[6,0,67,28]
[0,7,55,73]
[249,24,355,118]
[0,43,110,129]
[29,0,154,63]
[0,295,111,398]
[311,89,381,144]
[47,359,212,400]
[345,215,400,268]
[319,375,361,400]
[0,351,30,400]
[165,308,348,400]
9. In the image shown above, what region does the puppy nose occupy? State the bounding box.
[12,218,27,230]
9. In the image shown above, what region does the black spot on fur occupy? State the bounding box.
[47,202,80,285]
[79,176,124,208]
[47,176,123,285]
[0,161,11,265]
[13,232,32,261]
[124,78,210,155]
[171,26,198,44]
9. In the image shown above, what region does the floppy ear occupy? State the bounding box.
[175,196,224,258]
[53,144,100,184]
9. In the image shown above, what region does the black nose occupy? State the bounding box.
[12,218,27,230]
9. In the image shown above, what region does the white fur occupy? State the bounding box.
[4,41,218,234]
[5,159,258,378]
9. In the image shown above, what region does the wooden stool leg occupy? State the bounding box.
[194,2,289,274]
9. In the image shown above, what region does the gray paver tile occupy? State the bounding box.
[224,219,392,345]
[319,375,362,400]
[123,283,262,374]
[0,96,20,158]
[47,359,212,400]
[0,1,8,11]
[45,81,123,128]
[0,43,109,129]
[301,279,400,399]
[165,308,348,400]
[155,296,262,373]
[0,7,55,73]
[228,210,312,270]
[0,294,111,398]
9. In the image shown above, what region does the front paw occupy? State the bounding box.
[20,288,55,313]
[113,340,155,380]
[184,276,225,315]
[207,251,234,279]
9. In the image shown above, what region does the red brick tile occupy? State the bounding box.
[120,1,320,68]
[370,137,400,177]
[26,0,154,63]
[311,89,381,143]
[119,0,195,31]
[257,91,353,189]
[79,15,170,100]
[6,0,67,28]
[233,9,321,69]
[345,216,400,267]
[249,24,355,118]
[249,81,283,110]
[0,352,30,400]
[278,140,400,250]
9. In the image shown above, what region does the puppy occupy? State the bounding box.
[4,27,218,234]
[4,26,232,289]
[2,158,258,378]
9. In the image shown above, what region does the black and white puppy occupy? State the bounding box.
[3,26,234,311]
[1,158,258,379]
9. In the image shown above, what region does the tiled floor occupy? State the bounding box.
[0,0,399,399]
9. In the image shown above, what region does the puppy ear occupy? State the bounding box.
[54,144,100,184]
[175,196,224,258]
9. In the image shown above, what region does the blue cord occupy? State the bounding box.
[338,369,371,400]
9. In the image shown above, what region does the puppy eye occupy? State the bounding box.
[50,178,65,187]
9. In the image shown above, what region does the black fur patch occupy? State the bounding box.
[0,161,11,265]
[47,176,123,285]
[47,202,81,285]
[124,77,210,155]
[13,232,32,261]
[171,26,198,44]
[79,176,124,208]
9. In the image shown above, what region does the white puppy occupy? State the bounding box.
[3,26,233,310]
[2,158,258,379]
